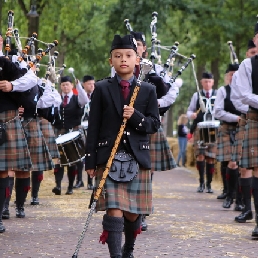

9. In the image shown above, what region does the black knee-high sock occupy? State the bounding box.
[239,177,252,211]
[196,161,205,184]
[221,162,228,193]
[67,165,77,189]
[123,215,142,254]
[76,161,83,183]
[54,164,64,188]
[88,174,93,186]
[31,171,43,198]
[252,177,258,215]
[206,163,215,186]
[0,177,9,217]
[226,167,238,199]
[15,177,30,208]
[100,214,124,258]
[4,177,14,209]
[235,172,242,205]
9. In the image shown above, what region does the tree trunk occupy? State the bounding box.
[166,108,173,137]
[197,63,206,83]
[211,58,219,89]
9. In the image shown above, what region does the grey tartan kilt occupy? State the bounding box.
[0,110,32,171]
[39,118,60,159]
[149,127,176,171]
[240,110,258,168]
[193,128,217,159]
[95,165,152,214]
[216,123,237,162]
[22,117,54,171]
[231,114,246,162]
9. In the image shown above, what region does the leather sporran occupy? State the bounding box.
[0,121,7,146]
[109,150,138,182]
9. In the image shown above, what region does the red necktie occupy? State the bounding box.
[63,95,68,107]
[206,92,210,99]
[120,80,130,100]
[87,93,91,99]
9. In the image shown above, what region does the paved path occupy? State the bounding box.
[0,168,258,258]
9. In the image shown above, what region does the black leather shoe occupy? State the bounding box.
[206,186,213,194]
[30,197,39,205]
[234,204,245,212]
[141,215,148,232]
[235,210,253,223]
[65,188,73,195]
[16,206,25,218]
[222,197,233,208]
[2,208,10,219]
[73,181,84,189]
[252,225,258,237]
[52,187,61,195]
[217,192,227,199]
[87,184,94,190]
[122,244,134,258]
[0,220,5,233]
[197,183,205,193]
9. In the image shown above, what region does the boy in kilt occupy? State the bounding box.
[187,72,217,193]
[0,35,38,232]
[53,76,88,195]
[214,64,243,210]
[85,34,160,258]
[235,27,258,236]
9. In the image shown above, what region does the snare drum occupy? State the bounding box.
[81,121,88,138]
[55,131,85,166]
[197,120,220,144]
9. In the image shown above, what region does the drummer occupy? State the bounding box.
[52,75,89,195]
[74,75,95,190]
[187,72,217,193]
[214,64,242,210]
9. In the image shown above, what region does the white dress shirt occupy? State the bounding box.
[214,85,239,122]
[237,58,258,109]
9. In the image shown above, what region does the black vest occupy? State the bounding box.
[0,92,18,113]
[55,94,83,130]
[251,55,258,95]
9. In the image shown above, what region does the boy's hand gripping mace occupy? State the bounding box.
[71,67,144,258]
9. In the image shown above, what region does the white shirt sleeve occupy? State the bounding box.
[237,58,258,109]
[214,86,239,122]
[187,92,198,119]
[76,81,89,107]
[154,64,170,83]
[157,83,179,107]
[11,69,37,92]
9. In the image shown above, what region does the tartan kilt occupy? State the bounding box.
[240,110,258,168]
[216,123,237,162]
[22,117,54,171]
[149,127,176,171]
[193,128,217,159]
[95,166,152,214]
[231,114,246,162]
[39,118,60,159]
[0,110,32,171]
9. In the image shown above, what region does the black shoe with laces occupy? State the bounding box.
[15,206,25,218]
[73,181,84,189]
[30,197,39,205]
[217,192,227,199]
[2,208,10,219]
[65,188,73,195]
[222,197,233,208]
[197,183,205,193]
[52,186,61,195]
[0,220,5,233]
[235,210,253,223]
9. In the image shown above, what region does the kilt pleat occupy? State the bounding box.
[95,166,152,214]
[39,118,60,159]
[0,110,32,171]
[216,124,237,162]
[193,128,217,159]
[240,110,258,168]
[22,118,54,171]
[149,127,176,171]
[231,115,246,162]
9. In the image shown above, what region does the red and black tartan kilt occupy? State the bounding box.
[240,110,258,168]
[95,166,152,214]
[193,128,217,159]
[22,117,54,171]
[231,114,246,162]
[0,110,32,171]
[39,118,60,159]
[149,127,176,171]
[216,123,237,162]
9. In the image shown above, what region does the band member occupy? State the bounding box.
[0,48,37,232]
[85,34,160,257]
[234,31,258,236]
[214,64,242,210]
[53,76,88,195]
[75,75,95,190]
[187,72,217,193]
